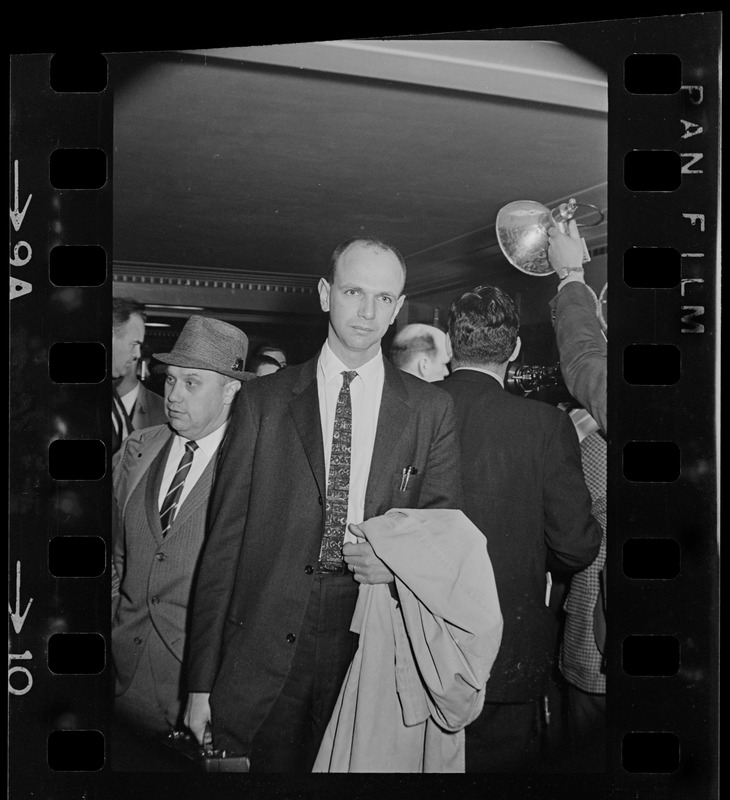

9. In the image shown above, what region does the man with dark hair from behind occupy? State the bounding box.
[436,284,601,772]
[390,323,450,383]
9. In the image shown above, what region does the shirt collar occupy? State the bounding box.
[568,408,600,442]
[175,419,229,457]
[319,340,383,387]
[452,365,505,387]
[119,382,140,410]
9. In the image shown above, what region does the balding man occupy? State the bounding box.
[390,323,450,382]
[184,237,461,772]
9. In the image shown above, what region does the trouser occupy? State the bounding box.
[114,629,183,737]
[565,683,606,771]
[248,572,359,773]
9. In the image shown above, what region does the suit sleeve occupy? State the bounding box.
[542,411,602,574]
[185,388,257,692]
[417,394,463,511]
[550,281,607,434]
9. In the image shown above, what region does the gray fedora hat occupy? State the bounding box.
[153,315,255,381]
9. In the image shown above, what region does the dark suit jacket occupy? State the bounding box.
[187,354,461,751]
[437,370,601,702]
[130,382,168,431]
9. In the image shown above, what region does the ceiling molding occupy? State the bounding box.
[113,262,319,294]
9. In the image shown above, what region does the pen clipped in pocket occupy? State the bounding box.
[396,465,421,493]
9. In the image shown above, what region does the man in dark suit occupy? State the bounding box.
[184,237,461,772]
[112,297,147,454]
[436,285,601,772]
[112,316,250,739]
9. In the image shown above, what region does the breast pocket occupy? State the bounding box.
[390,469,424,505]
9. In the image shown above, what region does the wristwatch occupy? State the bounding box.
[558,265,585,280]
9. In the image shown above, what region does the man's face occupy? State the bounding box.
[164,365,238,440]
[112,313,145,379]
[422,337,451,382]
[318,243,405,367]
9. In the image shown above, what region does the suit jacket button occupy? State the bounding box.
[133,636,142,645]
[151,596,160,605]
[156,553,165,561]
[304,565,314,574]
[286,633,296,644]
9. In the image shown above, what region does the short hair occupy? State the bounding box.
[448,285,520,366]
[390,327,440,370]
[113,297,146,332]
[327,237,407,287]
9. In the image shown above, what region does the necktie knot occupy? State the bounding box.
[341,370,357,388]
[185,440,199,454]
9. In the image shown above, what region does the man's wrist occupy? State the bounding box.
[556,265,585,280]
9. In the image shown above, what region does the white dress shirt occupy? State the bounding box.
[119,382,140,417]
[157,421,229,513]
[317,341,384,544]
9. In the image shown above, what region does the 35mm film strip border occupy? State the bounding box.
[8,16,719,799]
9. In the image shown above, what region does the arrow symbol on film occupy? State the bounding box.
[9,160,32,232]
[8,561,33,635]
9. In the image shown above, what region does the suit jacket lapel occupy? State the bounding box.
[288,357,326,497]
[365,359,411,502]
[144,435,174,546]
[168,455,216,534]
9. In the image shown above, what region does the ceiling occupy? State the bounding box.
[109,37,608,358]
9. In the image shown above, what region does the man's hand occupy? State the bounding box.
[548,219,584,277]
[184,692,213,747]
[343,524,394,584]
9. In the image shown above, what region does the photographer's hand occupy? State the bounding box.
[548,219,585,281]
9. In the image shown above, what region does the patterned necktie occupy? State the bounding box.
[319,370,357,568]
[159,440,199,537]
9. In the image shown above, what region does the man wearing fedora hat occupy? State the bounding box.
[111,315,252,739]
[184,237,462,772]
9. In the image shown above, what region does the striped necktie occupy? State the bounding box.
[159,440,199,537]
[112,387,134,454]
[318,370,357,570]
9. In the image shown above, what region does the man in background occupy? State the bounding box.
[390,322,450,382]
[116,347,167,431]
[437,284,601,772]
[248,353,284,377]
[249,341,288,370]
[112,297,147,454]
[549,219,608,769]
